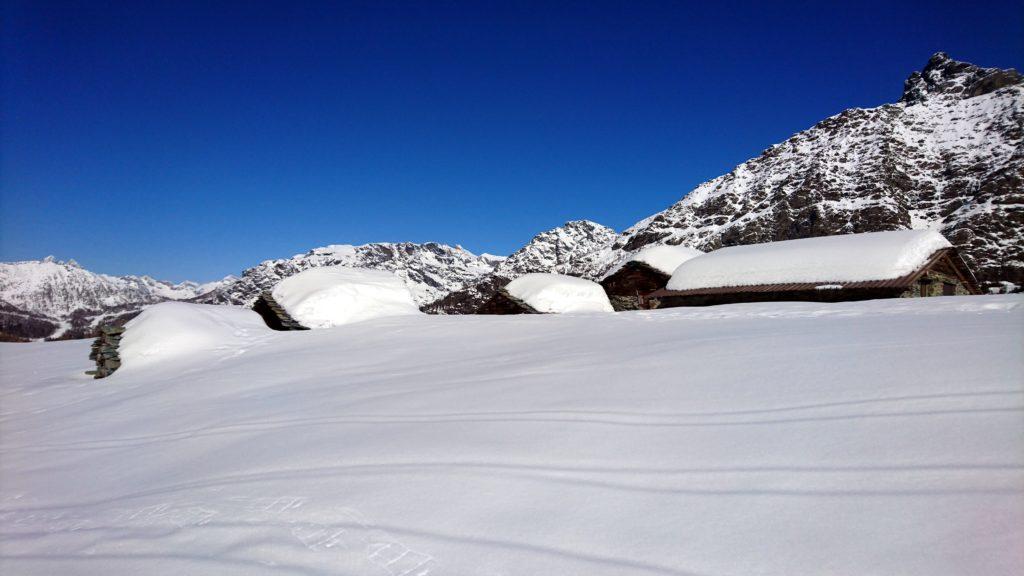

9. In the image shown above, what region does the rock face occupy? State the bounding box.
[611,52,1023,289]
[424,221,617,313]
[0,257,229,340]
[195,242,500,309]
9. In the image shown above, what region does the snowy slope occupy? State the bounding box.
[608,53,1023,289]
[1,296,1021,575]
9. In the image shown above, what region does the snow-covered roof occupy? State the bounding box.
[272,266,420,329]
[119,302,268,370]
[504,273,614,314]
[666,230,953,291]
[606,244,704,277]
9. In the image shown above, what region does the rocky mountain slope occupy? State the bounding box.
[422,220,617,313]
[195,242,502,308]
[0,257,229,340]
[427,53,1022,312]
[609,52,1023,285]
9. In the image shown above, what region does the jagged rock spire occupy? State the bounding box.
[901,52,1022,104]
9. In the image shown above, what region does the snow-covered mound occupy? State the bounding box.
[1,296,1021,575]
[605,244,704,277]
[118,302,267,370]
[272,266,420,329]
[668,229,952,290]
[505,273,613,313]
[199,242,498,309]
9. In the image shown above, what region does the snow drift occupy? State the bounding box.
[505,272,614,313]
[271,266,420,329]
[1,296,1021,575]
[117,301,268,371]
[667,229,953,290]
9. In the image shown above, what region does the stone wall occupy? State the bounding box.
[900,270,972,298]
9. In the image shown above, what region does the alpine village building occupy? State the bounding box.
[645,230,980,308]
[600,245,703,311]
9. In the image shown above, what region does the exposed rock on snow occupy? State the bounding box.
[504,273,614,314]
[272,267,420,329]
[667,230,952,290]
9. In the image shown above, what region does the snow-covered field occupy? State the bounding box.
[1,296,1022,575]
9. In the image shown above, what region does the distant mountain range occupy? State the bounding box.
[0,257,231,340]
[3,52,1021,339]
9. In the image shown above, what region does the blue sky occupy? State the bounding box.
[2,1,1021,282]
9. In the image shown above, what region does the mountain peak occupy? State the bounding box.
[901,52,1022,104]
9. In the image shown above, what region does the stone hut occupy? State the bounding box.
[600,245,703,310]
[476,273,614,315]
[647,230,980,308]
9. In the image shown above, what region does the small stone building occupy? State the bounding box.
[476,273,614,315]
[647,230,980,308]
[600,245,703,310]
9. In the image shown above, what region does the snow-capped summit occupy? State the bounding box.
[901,51,1022,105]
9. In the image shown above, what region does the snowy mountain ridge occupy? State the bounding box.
[0,257,232,340]
[195,241,500,308]
[422,220,618,313]
[425,53,1023,312]
[606,52,1023,285]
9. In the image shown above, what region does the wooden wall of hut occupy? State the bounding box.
[600,262,670,311]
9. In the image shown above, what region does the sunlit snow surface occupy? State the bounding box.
[1,296,1022,575]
